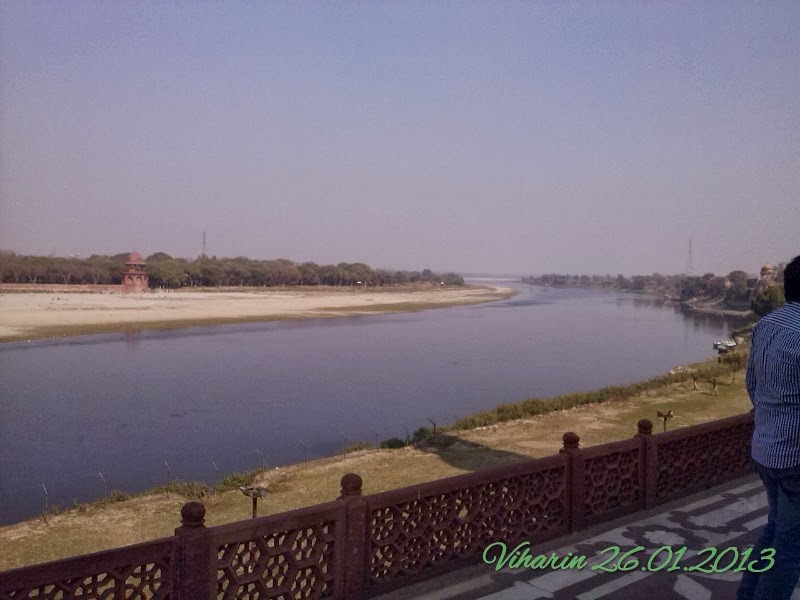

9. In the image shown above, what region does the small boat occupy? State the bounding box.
[713,339,737,351]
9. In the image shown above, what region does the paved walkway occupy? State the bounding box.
[375,474,800,600]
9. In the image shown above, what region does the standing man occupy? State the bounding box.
[738,255,800,600]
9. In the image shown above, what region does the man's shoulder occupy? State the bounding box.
[761,303,800,326]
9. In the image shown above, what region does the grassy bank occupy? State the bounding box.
[449,351,747,430]
[0,351,750,570]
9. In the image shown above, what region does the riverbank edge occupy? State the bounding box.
[0,284,517,343]
[519,281,756,320]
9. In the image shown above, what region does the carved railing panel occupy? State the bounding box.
[208,503,343,600]
[0,539,173,600]
[654,414,754,502]
[583,443,641,520]
[366,456,567,588]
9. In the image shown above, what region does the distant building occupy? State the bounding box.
[122,252,149,292]
[760,263,775,282]
[751,263,777,300]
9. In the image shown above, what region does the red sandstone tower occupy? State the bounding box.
[122,252,149,292]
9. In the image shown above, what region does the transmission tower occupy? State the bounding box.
[685,238,694,276]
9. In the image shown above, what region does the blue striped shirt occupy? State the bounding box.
[748,302,800,468]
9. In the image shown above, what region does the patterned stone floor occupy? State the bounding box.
[374,475,800,600]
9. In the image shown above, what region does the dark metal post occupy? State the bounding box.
[657,410,673,432]
[299,440,308,464]
[427,418,437,436]
[239,486,269,518]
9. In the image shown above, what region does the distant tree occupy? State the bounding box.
[298,262,321,286]
[221,259,251,287]
[276,263,301,285]
[247,262,269,286]
[391,271,409,284]
[0,252,21,283]
[679,276,704,301]
[726,270,750,302]
[751,285,785,317]
[441,272,464,285]
[705,276,728,298]
[775,263,786,284]
[184,261,203,287]
[349,262,374,285]
[319,264,344,286]
[196,258,224,286]
[147,256,185,288]
[21,256,46,283]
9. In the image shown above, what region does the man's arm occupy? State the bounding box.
[745,327,758,406]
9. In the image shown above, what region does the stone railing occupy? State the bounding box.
[0,413,754,599]
[0,537,175,599]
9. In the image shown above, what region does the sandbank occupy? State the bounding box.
[0,284,515,342]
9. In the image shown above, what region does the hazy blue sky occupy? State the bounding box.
[1,2,797,276]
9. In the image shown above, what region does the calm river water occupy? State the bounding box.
[0,281,741,524]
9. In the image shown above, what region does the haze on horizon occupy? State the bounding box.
[1,2,797,277]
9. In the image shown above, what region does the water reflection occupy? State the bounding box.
[124,331,142,349]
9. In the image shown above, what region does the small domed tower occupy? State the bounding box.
[752,263,777,301]
[122,252,149,292]
[760,263,775,282]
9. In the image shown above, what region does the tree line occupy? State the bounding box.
[522,267,787,316]
[0,251,465,289]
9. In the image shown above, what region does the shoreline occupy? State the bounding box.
[679,301,754,319]
[521,282,755,320]
[0,284,516,343]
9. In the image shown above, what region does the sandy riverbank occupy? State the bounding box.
[0,284,515,342]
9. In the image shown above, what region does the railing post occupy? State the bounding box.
[560,432,584,533]
[338,473,368,600]
[636,419,657,509]
[174,501,214,600]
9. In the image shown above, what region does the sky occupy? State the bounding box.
[1,2,798,277]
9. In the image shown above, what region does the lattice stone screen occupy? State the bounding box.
[653,413,753,502]
[0,538,173,600]
[208,503,344,600]
[366,455,568,588]
[582,440,642,522]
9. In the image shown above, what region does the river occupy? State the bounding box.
[0,281,742,524]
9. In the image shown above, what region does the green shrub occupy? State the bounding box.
[109,489,130,502]
[340,441,373,454]
[379,437,406,449]
[151,480,208,499]
[216,469,261,492]
[412,427,432,443]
